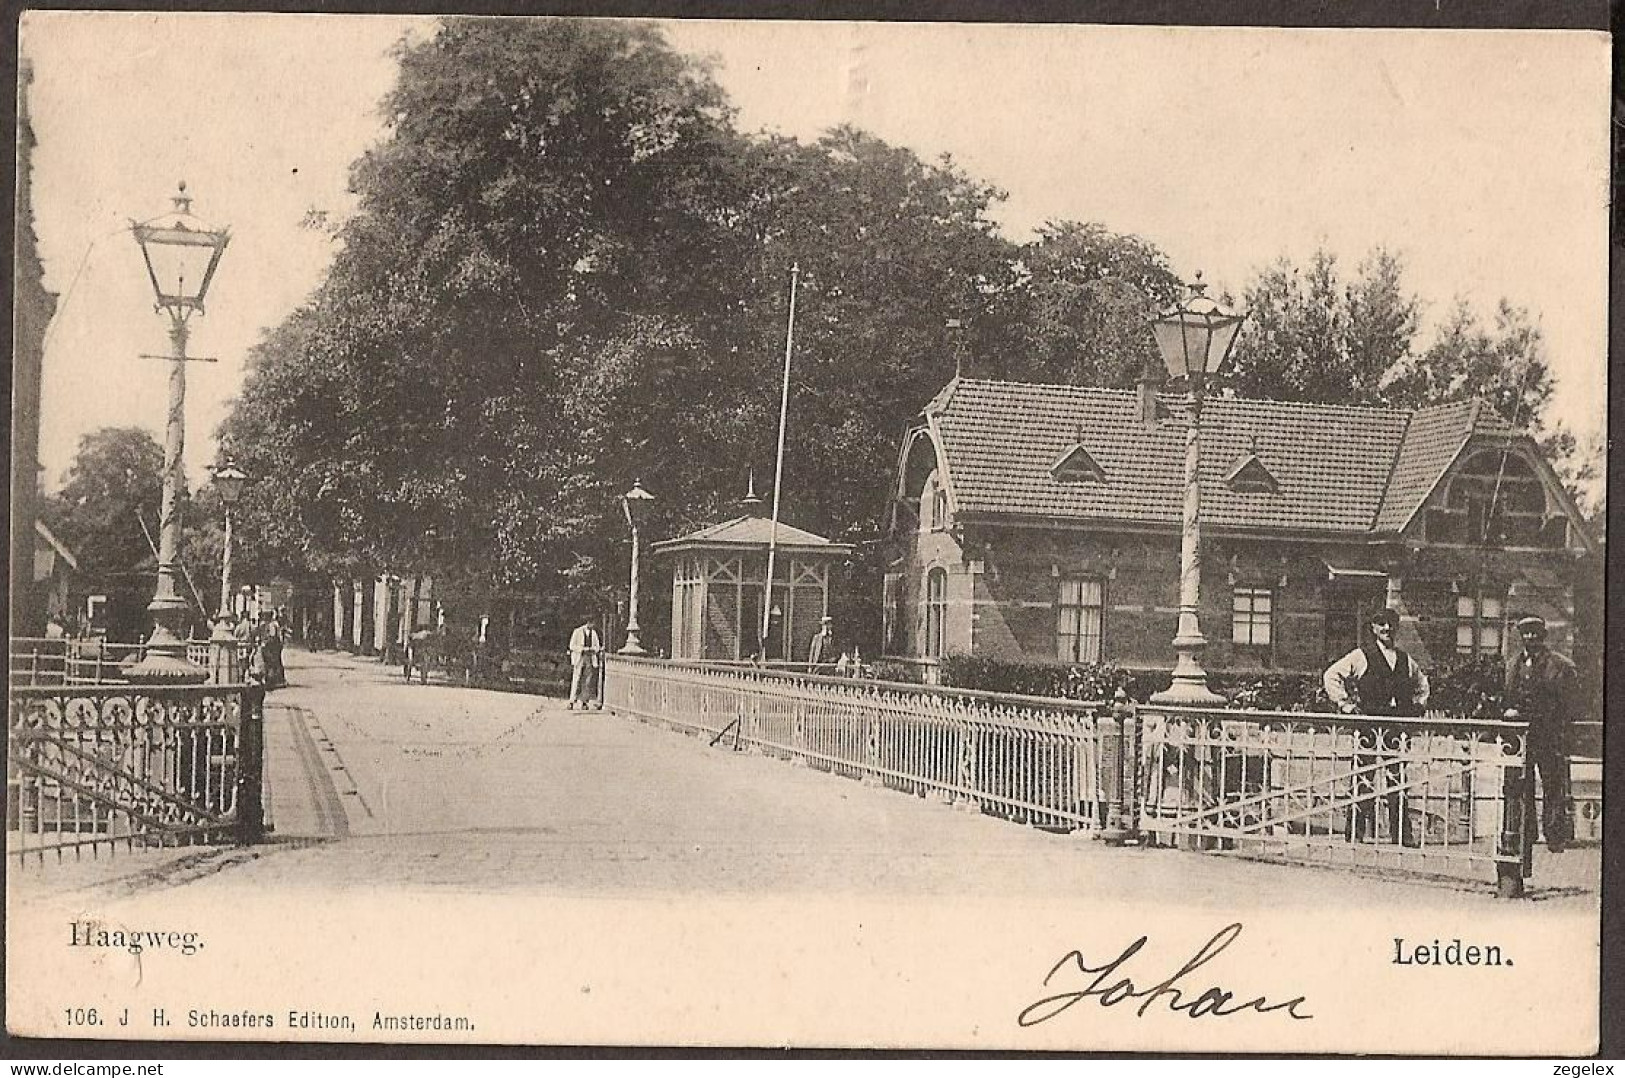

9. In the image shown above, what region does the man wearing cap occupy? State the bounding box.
[1504,615,1577,852]
[807,615,837,674]
[1323,608,1429,845]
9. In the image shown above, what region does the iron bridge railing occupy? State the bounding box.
[10,636,251,688]
[605,656,1536,894]
[7,683,266,865]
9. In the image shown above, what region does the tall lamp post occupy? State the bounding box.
[211,460,250,621]
[620,479,655,654]
[1148,274,1246,706]
[125,182,231,684]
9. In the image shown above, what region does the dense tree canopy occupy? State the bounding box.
[41,426,227,628]
[1227,248,1420,405]
[44,427,166,582]
[220,18,1591,622]
[1003,221,1183,388]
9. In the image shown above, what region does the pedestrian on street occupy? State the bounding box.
[568,617,603,710]
[807,615,837,674]
[261,614,286,689]
[1504,615,1578,853]
[1323,608,1429,845]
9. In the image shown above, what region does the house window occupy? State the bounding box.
[924,568,948,659]
[1456,588,1504,656]
[919,472,949,532]
[1232,587,1273,646]
[1056,578,1104,663]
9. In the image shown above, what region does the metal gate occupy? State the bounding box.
[7,683,265,864]
[1137,707,1531,887]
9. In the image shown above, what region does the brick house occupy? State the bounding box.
[884,378,1600,745]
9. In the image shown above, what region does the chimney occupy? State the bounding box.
[946,317,969,380]
[1138,370,1168,430]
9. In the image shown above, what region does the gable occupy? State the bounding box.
[1411,441,1590,552]
[1048,444,1107,483]
[1224,453,1280,494]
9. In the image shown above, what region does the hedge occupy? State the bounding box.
[938,652,1510,718]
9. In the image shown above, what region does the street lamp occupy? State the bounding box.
[125,182,231,684]
[1148,273,1246,706]
[620,479,655,655]
[211,460,250,621]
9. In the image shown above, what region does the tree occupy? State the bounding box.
[44,427,166,581]
[717,127,1019,541]
[1227,247,1419,405]
[224,18,756,608]
[1386,298,1591,511]
[1003,221,1182,388]
[41,426,219,634]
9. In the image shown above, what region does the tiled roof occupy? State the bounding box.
[925,379,1516,535]
[1372,399,1515,533]
[652,514,852,553]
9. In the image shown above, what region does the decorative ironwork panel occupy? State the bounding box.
[1136,705,1529,881]
[7,683,264,864]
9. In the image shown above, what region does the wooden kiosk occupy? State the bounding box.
[652,492,852,663]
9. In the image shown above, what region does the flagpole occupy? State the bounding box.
[762,262,800,659]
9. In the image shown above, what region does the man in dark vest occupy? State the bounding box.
[1323,608,1430,844]
[1504,615,1577,853]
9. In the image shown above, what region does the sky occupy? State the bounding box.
[19,13,1611,496]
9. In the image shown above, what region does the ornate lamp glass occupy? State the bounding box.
[1151,274,1245,382]
[132,182,231,313]
[212,460,250,506]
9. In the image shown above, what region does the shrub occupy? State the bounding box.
[867,659,927,685]
[1424,654,1507,718]
[938,653,1505,718]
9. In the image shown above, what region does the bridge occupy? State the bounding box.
[6,647,1598,904]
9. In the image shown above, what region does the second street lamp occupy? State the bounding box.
[620,479,655,655]
[125,182,231,684]
[1148,273,1246,706]
[211,460,250,621]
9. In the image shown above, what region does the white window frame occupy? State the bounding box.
[1056,577,1104,663]
[924,567,948,659]
[1456,586,1505,656]
[1232,587,1274,646]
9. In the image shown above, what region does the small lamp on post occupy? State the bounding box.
[1148,273,1246,706]
[126,182,231,685]
[620,479,655,655]
[211,460,250,622]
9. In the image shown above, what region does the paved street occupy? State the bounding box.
[10,647,1600,906]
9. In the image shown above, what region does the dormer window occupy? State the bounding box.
[1224,436,1279,494]
[1049,444,1107,484]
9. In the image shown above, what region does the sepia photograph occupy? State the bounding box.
[7,7,1610,1055]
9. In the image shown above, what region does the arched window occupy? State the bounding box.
[925,568,948,659]
[919,470,949,532]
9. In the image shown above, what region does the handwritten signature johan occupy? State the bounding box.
[1018,923,1313,1026]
